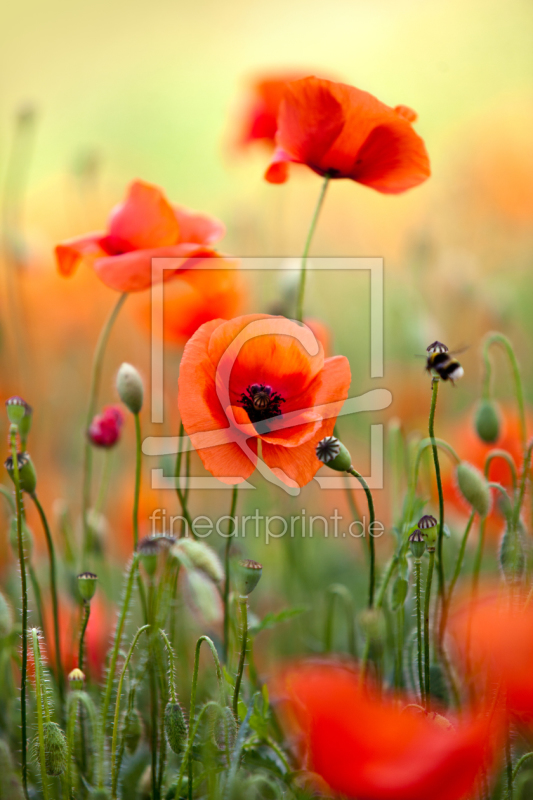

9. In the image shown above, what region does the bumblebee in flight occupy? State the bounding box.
[425,341,464,384]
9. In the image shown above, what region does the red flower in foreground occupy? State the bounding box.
[55,180,225,292]
[88,404,124,448]
[274,662,498,800]
[178,314,351,487]
[265,77,430,193]
[236,73,307,148]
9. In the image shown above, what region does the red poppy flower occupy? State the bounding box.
[177,314,351,487]
[88,404,124,448]
[264,77,430,193]
[274,662,499,800]
[236,73,307,148]
[55,180,225,292]
[133,258,246,346]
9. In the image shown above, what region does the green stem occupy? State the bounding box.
[428,380,446,638]
[10,428,29,799]
[324,583,357,657]
[133,413,142,550]
[482,332,526,451]
[174,421,198,539]
[174,701,221,800]
[159,629,177,703]
[82,292,128,559]
[424,550,435,711]
[148,582,159,800]
[31,492,65,705]
[347,466,376,607]
[78,601,91,672]
[296,175,330,323]
[414,559,425,705]
[223,485,239,664]
[440,511,476,642]
[513,442,533,531]
[506,729,513,800]
[28,564,45,636]
[512,752,533,782]
[31,629,50,800]
[233,596,248,717]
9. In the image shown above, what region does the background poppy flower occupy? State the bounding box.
[235,72,307,149]
[55,180,225,292]
[177,313,351,487]
[274,661,499,800]
[264,76,430,193]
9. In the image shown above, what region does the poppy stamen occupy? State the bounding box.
[238,383,285,425]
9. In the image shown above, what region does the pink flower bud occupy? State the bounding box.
[87,405,124,448]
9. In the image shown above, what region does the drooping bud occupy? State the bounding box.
[88,405,124,448]
[68,668,85,690]
[210,706,237,754]
[5,452,37,494]
[408,529,426,560]
[123,708,143,755]
[116,363,144,414]
[315,436,352,472]
[42,721,67,776]
[77,572,98,602]
[474,399,500,444]
[456,462,491,517]
[171,538,224,583]
[164,701,188,755]
[499,524,526,585]
[235,559,262,596]
[5,396,28,426]
[9,516,33,560]
[0,592,13,638]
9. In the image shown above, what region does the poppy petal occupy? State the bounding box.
[108,180,181,250]
[264,148,292,184]
[173,205,226,245]
[351,121,431,194]
[55,233,107,277]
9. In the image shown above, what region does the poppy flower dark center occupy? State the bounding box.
[239,383,285,425]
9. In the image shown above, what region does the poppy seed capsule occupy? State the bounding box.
[418,514,437,530]
[456,462,491,517]
[41,722,67,776]
[164,701,188,754]
[236,559,263,596]
[68,668,85,690]
[137,537,161,576]
[408,530,426,560]
[116,363,144,414]
[474,399,500,444]
[5,396,28,426]
[5,452,37,495]
[315,436,352,472]
[77,572,98,602]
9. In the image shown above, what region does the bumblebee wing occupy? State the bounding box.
[448,345,469,356]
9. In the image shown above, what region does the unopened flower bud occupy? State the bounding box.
[41,721,67,776]
[88,405,124,448]
[315,436,352,472]
[171,538,224,583]
[456,462,491,517]
[164,701,188,755]
[116,363,144,415]
[185,569,222,624]
[235,559,262,596]
[210,706,237,754]
[5,452,37,495]
[408,529,426,560]
[77,572,98,602]
[123,708,143,755]
[358,608,386,644]
[9,517,33,560]
[5,396,28,426]
[499,525,525,585]
[0,592,13,637]
[418,514,437,530]
[68,668,85,690]
[474,399,500,444]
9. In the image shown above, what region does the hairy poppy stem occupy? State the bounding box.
[78,601,90,672]
[424,550,435,712]
[82,292,128,562]
[414,559,425,705]
[223,485,239,664]
[31,492,65,708]
[482,332,527,452]
[233,595,248,717]
[347,466,376,607]
[31,629,50,800]
[428,379,446,641]
[133,412,142,550]
[296,175,330,323]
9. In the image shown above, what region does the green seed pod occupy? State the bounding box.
[68,668,85,691]
[77,572,98,602]
[9,517,33,560]
[164,701,188,755]
[123,707,143,755]
[137,536,161,576]
[210,706,237,754]
[235,559,263,596]
[456,462,491,517]
[0,592,13,638]
[315,436,352,472]
[42,721,67,776]
[171,538,224,583]
[116,363,144,415]
[499,525,526,585]
[408,529,426,560]
[474,399,500,444]
[5,396,28,426]
[5,452,37,494]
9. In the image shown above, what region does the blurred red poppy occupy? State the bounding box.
[265,77,430,193]
[133,258,246,346]
[274,661,499,800]
[236,73,307,148]
[55,180,225,292]
[178,314,350,487]
[88,404,124,448]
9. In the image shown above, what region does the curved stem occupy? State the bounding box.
[78,601,91,672]
[485,450,518,495]
[512,751,533,782]
[428,380,446,638]
[82,292,128,559]
[347,466,376,607]
[424,550,435,712]
[223,485,239,664]
[482,332,526,450]
[233,596,248,717]
[513,441,533,531]
[174,701,221,800]
[296,175,330,323]
[31,492,64,705]
[31,629,50,800]
[133,412,142,549]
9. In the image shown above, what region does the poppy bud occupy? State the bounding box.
[474,399,500,444]
[171,538,224,583]
[315,436,352,472]
[358,608,386,645]
[123,708,143,755]
[210,705,237,754]
[137,537,161,576]
[41,721,67,776]
[5,396,28,426]
[235,559,263,596]
[164,701,188,755]
[9,516,33,560]
[5,452,37,495]
[77,572,98,602]
[0,591,13,638]
[185,569,222,624]
[68,668,85,690]
[408,529,426,560]
[88,405,124,448]
[116,363,144,415]
[499,525,525,584]
[456,462,491,517]
[418,514,437,530]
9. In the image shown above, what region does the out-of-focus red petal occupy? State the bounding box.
[394,104,418,122]
[108,180,181,250]
[173,205,226,245]
[264,148,292,183]
[55,233,107,276]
